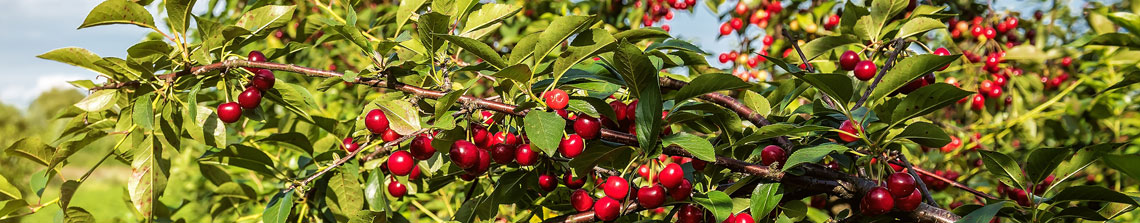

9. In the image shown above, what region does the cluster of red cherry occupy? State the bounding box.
[217,51,277,124]
[636,0,697,31]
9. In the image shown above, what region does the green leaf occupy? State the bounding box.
[895,122,950,148]
[266,81,317,121]
[0,175,20,200]
[793,73,856,103]
[78,0,155,29]
[4,137,54,166]
[1103,154,1140,181]
[750,183,783,221]
[263,192,294,223]
[613,42,665,149]
[613,28,671,42]
[1002,45,1049,64]
[65,207,94,223]
[262,133,315,154]
[782,144,849,171]
[364,169,389,212]
[895,17,946,39]
[646,39,706,54]
[532,16,595,64]
[1107,12,1140,35]
[661,133,715,162]
[236,5,295,35]
[736,124,832,145]
[460,4,522,36]
[0,200,28,218]
[326,168,364,218]
[1055,207,1109,221]
[672,73,751,102]
[30,170,49,197]
[568,144,634,174]
[1101,70,1140,93]
[75,89,117,112]
[1079,33,1140,48]
[955,201,1006,223]
[418,12,451,53]
[869,0,910,38]
[890,83,972,126]
[854,16,877,41]
[490,64,533,85]
[788,35,859,63]
[740,90,771,117]
[509,32,541,64]
[839,1,868,36]
[439,35,508,69]
[133,93,154,131]
[213,182,256,200]
[1024,148,1071,184]
[165,0,197,34]
[551,29,616,82]
[394,0,428,37]
[869,55,960,103]
[980,150,1025,189]
[523,111,566,155]
[1050,185,1140,206]
[694,191,734,222]
[128,136,168,219]
[377,100,422,135]
[488,171,529,202]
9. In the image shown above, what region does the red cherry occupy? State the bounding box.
[388,151,415,176]
[728,51,739,60]
[659,163,684,190]
[481,111,494,125]
[217,102,242,123]
[388,180,407,197]
[767,0,783,13]
[838,120,859,142]
[473,127,490,147]
[251,69,276,90]
[602,176,629,199]
[470,149,491,174]
[408,165,421,180]
[746,55,758,68]
[860,187,894,215]
[626,100,639,122]
[722,213,735,223]
[449,140,479,169]
[573,115,602,140]
[571,189,594,212]
[515,144,539,166]
[730,18,744,30]
[762,35,774,45]
[558,134,585,158]
[609,101,628,123]
[638,164,654,182]
[1061,57,1073,67]
[692,159,707,171]
[853,60,878,81]
[381,129,401,142]
[760,145,786,166]
[987,87,1003,98]
[810,195,828,209]
[637,185,667,208]
[662,24,671,32]
[342,137,359,153]
[941,136,961,153]
[410,134,435,160]
[825,14,840,30]
[248,51,266,62]
[538,173,557,192]
[677,204,704,223]
[720,22,733,35]
[564,173,586,189]
[491,132,518,146]
[984,27,997,39]
[899,78,927,94]
[933,48,952,71]
[734,212,755,223]
[734,2,748,15]
[971,94,986,111]
[543,89,569,110]
[490,144,515,164]
[895,189,922,211]
[364,109,390,134]
[718,53,731,63]
[993,74,1008,87]
[594,197,621,221]
[887,172,917,198]
[238,87,262,109]
[670,179,692,200]
[839,50,860,70]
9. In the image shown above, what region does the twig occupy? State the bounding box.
[897,154,938,206]
[853,39,909,109]
[782,27,839,109]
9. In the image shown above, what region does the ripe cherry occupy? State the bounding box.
[933,48,952,71]
[594,197,621,221]
[670,179,693,200]
[558,134,585,158]
[719,22,733,35]
[895,189,922,212]
[734,212,755,223]
[760,145,786,166]
[659,163,684,190]
[825,14,840,30]
[388,151,415,176]
[730,18,744,30]
[574,115,602,140]
[515,144,539,166]
[388,180,408,198]
[993,74,1008,87]
[342,137,359,153]
[449,140,479,169]
[638,164,654,182]
[839,50,860,70]
[238,87,262,109]
[473,126,490,147]
[244,51,267,73]
[987,87,1003,98]
[762,35,774,45]
[718,53,731,63]
[637,185,667,208]
[677,204,704,223]
[364,109,390,134]
[481,110,494,125]
[470,149,491,174]
[381,129,400,142]
[860,187,894,215]
[941,136,961,153]
[564,173,586,189]
[538,173,557,192]
[602,176,629,199]
[838,120,859,142]
[251,69,276,90]
[609,101,628,123]
[217,102,242,123]
[853,60,878,81]
[490,144,515,164]
[410,133,435,160]
[1061,56,1073,67]
[491,132,518,146]
[971,94,986,111]
[887,172,917,198]
[571,189,594,212]
[734,2,748,15]
[543,89,569,110]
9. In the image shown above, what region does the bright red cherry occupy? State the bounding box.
[760,145,786,166]
[238,87,262,109]
[491,132,518,146]
[573,115,602,140]
[637,185,666,208]
[933,48,952,71]
[449,140,479,169]
[720,22,733,35]
[490,144,515,164]
[364,109,390,134]
[408,165,421,180]
[388,151,415,176]
[1061,56,1073,67]
[638,164,654,182]
[543,89,569,110]
[762,35,774,45]
[730,18,744,30]
[410,134,435,160]
[860,187,894,215]
[723,213,736,223]
[838,120,859,142]
[609,101,628,123]
[481,110,494,125]
[734,212,755,223]
[993,74,1008,87]
[971,94,986,111]
[217,102,242,123]
[387,180,408,198]
[853,60,878,81]
[558,134,585,158]
[839,50,860,70]
[251,69,275,90]
[515,144,539,166]
[342,137,359,153]
[718,53,731,63]
[734,2,748,15]
[381,129,400,142]
[670,179,693,200]
[941,136,961,153]
[564,173,586,189]
[538,173,557,192]
[602,176,629,199]
[677,204,704,223]
[594,197,621,221]
[659,163,684,189]
[895,189,922,212]
[887,172,917,198]
[984,27,997,39]
[987,87,1003,98]
[571,189,594,212]
[825,14,840,30]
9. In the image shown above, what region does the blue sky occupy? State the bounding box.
[0,0,1079,109]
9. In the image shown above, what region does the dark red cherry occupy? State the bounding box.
[364,109,390,134]
[839,50,860,71]
[251,69,275,90]
[895,189,922,212]
[449,140,479,169]
[237,87,262,109]
[594,197,621,221]
[564,173,586,189]
[410,134,435,160]
[887,172,917,198]
[659,163,684,190]
[217,102,242,123]
[860,187,894,215]
[670,179,692,201]
[760,145,787,166]
[677,204,704,223]
[558,134,585,158]
[469,149,491,175]
[515,144,539,166]
[573,115,602,140]
[571,189,594,212]
[490,144,515,164]
[637,185,666,209]
[538,173,557,192]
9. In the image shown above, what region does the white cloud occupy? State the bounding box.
[0,73,90,108]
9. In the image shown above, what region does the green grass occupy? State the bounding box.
[22,166,134,222]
